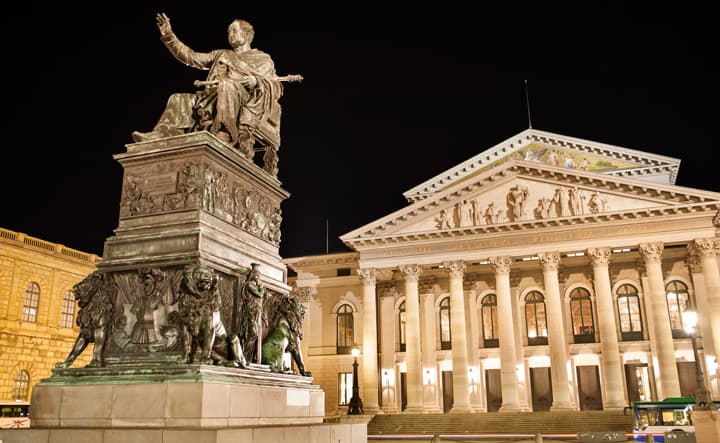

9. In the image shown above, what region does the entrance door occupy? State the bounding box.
[625,363,649,402]
[485,369,502,412]
[677,362,698,398]
[530,367,553,411]
[577,365,603,410]
[400,372,407,411]
[442,371,454,413]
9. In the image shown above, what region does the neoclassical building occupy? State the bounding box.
[284,128,720,416]
[0,228,100,404]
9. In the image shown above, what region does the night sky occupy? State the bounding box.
[3,4,717,260]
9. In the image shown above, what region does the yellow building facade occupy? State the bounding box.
[0,228,100,404]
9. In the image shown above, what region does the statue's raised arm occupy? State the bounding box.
[132,12,302,177]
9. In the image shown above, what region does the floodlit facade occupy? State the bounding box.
[0,228,100,404]
[284,128,720,416]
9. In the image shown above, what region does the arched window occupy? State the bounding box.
[525,291,548,345]
[617,283,643,340]
[399,301,406,352]
[570,288,595,343]
[439,297,451,350]
[22,282,40,323]
[666,280,692,338]
[60,290,76,328]
[12,370,30,401]
[336,304,354,354]
[481,294,499,348]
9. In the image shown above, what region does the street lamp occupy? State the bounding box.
[348,346,363,415]
[682,309,712,411]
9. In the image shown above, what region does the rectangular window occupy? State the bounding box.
[338,372,353,405]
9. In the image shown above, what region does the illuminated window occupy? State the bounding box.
[570,288,595,343]
[666,280,692,338]
[439,297,451,350]
[525,291,548,345]
[399,301,406,352]
[481,294,499,348]
[22,282,40,323]
[60,290,76,328]
[12,370,30,401]
[617,284,643,340]
[336,304,354,354]
[338,372,353,405]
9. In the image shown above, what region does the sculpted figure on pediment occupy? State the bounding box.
[568,186,585,216]
[506,185,529,221]
[553,187,570,217]
[534,197,553,220]
[484,202,503,224]
[458,199,474,227]
[472,198,483,225]
[588,192,608,214]
[436,208,455,229]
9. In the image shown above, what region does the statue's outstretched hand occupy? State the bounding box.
[156,12,172,36]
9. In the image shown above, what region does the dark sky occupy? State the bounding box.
[2,4,717,259]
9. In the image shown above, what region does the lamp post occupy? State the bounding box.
[348,346,363,415]
[682,310,712,410]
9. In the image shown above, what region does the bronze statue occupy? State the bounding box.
[132,12,302,176]
[234,263,266,364]
[176,265,245,366]
[56,272,117,368]
[262,292,311,376]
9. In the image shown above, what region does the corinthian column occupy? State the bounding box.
[639,242,681,398]
[489,256,521,411]
[587,247,626,409]
[444,260,472,412]
[400,264,424,412]
[537,251,575,410]
[358,267,380,413]
[689,238,720,388]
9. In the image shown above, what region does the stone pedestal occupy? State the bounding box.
[102,131,290,290]
[30,365,324,429]
[0,133,367,442]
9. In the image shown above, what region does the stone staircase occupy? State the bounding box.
[367,410,633,436]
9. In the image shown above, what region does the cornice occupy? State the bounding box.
[403,129,681,202]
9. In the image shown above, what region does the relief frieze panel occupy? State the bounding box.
[120,160,282,245]
[432,182,612,230]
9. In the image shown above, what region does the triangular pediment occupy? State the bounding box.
[403,128,682,203]
[341,159,720,248]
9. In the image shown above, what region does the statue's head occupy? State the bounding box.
[193,266,216,291]
[228,19,254,48]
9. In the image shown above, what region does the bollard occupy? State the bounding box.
[646,433,653,443]
[535,432,543,443]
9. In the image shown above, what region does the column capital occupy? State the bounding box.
[489,256,513,273]
[691,237,720,256]
[399,264,423,282]
[538,251,561,271]
[587,247,611,266]
[639,242,664,264]
[443,260,466,278]
[292,286,312,303]
[357,267,378,285]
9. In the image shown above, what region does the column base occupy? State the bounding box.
[498,403,522,412]
[449,404,473,413]
[550,402,577,411]
[601,400,627,411]
[402,406,425,413]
